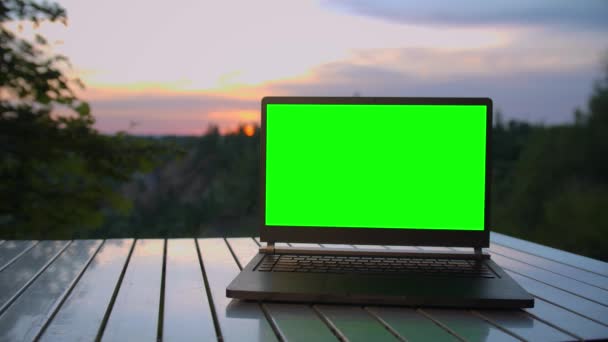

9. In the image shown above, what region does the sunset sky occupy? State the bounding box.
[35,0,608,135]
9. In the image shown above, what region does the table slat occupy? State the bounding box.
[367,307,459,341]
[525,298,608,340]
[422,309,520,341]
[314,245,486,339]
[102,239,164,341]
[39,239,134,342]
[0,235,599,341]
[474,309,575,341]
[163,239,216,341]
[0,240,101,341]
[0,241,37,271]
[197,238,277,342]
[227,238,337,341]
[490,243,608,290]
[0,241,69,312]
[295,243,409,339]
[491,233,608,277]
[315,305,399,342]
[313,244,530,340]
[492,253,608,306]
[248,241,497,340]
[506,271,608,325]
[225,238,261,269]
[371,245,577,340]
[266,304,338,342]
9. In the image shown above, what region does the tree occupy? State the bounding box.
[0,0,174,238]
[492,57,608,260]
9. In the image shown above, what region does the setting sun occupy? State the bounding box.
[243,124,255,137]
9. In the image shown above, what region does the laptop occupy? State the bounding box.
[227,96,534,308]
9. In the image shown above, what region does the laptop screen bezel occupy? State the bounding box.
[260,96,492,248]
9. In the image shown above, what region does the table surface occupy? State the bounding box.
[0,233,606,342]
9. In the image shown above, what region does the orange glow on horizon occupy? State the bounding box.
[243,124,255,137]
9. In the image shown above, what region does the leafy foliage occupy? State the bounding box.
[492,62,608,260]
[0,0,176,238]
[100,126,260,238]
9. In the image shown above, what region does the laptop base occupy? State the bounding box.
[227,252,534,309]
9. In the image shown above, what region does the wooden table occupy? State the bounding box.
[0,233,606,341]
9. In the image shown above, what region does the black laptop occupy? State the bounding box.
[227,96,534,308]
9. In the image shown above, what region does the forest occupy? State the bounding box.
[1,0,606,261]
[94,76,608,261]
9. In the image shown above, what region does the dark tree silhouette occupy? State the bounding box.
[0,0,175,238]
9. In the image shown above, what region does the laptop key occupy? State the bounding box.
[259,255,495,278]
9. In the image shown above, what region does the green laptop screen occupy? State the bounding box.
[264,103,487,231]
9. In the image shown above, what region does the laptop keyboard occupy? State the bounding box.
[256,254,496,278]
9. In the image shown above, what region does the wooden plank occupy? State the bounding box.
[312,244,498,340]
[0,240,70,312]
[378,246,571,340]
[0,240,37,271]
[0,240,101,341]
[234,240,608,340]
[492,253,608,306]
[367,306,458,341]
[285,242,410,340]
[524,297,608,340]
[102,239,164,342]
[474,309,575,341]
[226,238,261,268]
[315,305,400,341]
[421,309,520,341]
[197,238,277,342]
[163,239,216,341]
[265,304,338,342]
[328,245,605,339]
[454,247,608,337]
[490,243,608,290]
[39,239,134,342]
[226,238,337,341]
[507,270,608,325]
[491,232,608,277]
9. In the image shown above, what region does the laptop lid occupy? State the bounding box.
[260,97,492,248]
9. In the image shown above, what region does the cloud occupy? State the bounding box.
[263,48,599,123]
[325,0,608,30]
[49,1,604,134]
[45,0,511,92]
[90,49,599,135]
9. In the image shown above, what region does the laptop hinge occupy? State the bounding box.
[259,242,275,254]
[474,247,483,260]
[259,244,490,259]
